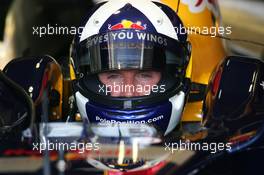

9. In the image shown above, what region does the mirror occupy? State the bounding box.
[203,56,264,152]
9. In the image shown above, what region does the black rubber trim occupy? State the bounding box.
[188,82,207,102]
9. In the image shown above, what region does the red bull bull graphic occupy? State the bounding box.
[108,20,146,31]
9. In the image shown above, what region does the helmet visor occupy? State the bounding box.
[76,30,188,75]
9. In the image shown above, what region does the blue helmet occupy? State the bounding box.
[71,0,191,135]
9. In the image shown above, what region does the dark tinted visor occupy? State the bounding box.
[76,30,188,75]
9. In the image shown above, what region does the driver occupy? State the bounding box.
[98,70,161,97]
[71,0,192,135]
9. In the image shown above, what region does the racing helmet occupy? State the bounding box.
[71,0,191,135]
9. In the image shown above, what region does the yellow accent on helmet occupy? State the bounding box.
[185,55,192,79]
[69,62,76,80]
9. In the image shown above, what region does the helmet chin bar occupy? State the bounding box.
[75,90,186,135]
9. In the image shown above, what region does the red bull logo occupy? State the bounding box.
[108,20,146,31]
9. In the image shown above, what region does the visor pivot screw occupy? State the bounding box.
[93,19,100,26]
[156,18,163,26]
